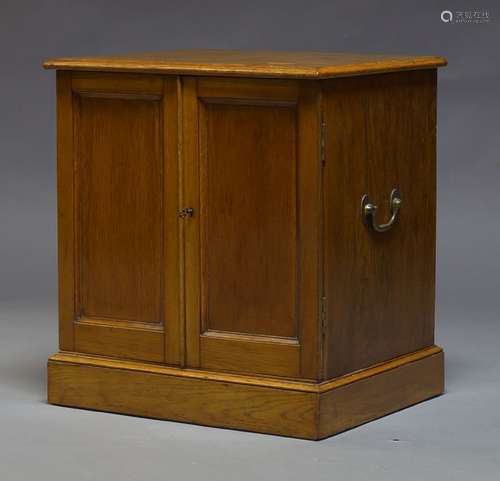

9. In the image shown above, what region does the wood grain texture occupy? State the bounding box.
[77,94,163,323]
[44,49,447,79]
[318,345,442,393]
[181,76,202,368]
[48,351,317,392]
[322,70,438,379]
[182,77,321,379]
[48,61,445,436]
[56,71,75,351]
[49,346,441,393]
[201,100,297,338]
[318,350,444,439]
[55,72,183,364]
[296,81,322,379]
[48,354,317,439]
[47,346,443,439]
[71,71,163,95]
[162,76,182,365]
[200,333,300,377]
[74,320,164,362]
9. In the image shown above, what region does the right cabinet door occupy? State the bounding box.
[323,70,437,379]
[182,77,321,379]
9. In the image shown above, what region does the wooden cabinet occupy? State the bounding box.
[45,50,447,439]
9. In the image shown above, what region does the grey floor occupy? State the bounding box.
[1,297,499,481]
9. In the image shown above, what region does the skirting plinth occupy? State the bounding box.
[48,346,444,440]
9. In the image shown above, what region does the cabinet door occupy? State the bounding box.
[57,72,181,364]
[182,78,321,379]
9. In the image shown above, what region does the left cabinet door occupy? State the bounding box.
[57,71,181,364]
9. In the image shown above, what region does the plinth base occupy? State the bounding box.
[48,346,444,440]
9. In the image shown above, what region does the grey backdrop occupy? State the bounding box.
[1,1,499,480]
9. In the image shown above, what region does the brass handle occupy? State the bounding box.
[361,189,401,233]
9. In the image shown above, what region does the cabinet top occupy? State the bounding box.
[43,49,446,79]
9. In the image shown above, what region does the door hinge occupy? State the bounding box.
[320,120,326,167]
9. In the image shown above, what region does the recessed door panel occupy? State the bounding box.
[203,103,297,338]
[78,96,162,323]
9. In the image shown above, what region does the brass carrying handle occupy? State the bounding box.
[361,189,401,233]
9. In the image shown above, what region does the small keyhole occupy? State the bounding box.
[179,208,194,218]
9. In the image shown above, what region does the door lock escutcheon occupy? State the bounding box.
[178,207,194,218]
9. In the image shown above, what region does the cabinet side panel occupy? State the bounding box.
[323,70,437,379]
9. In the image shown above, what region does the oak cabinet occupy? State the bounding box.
[45,50,446,439]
